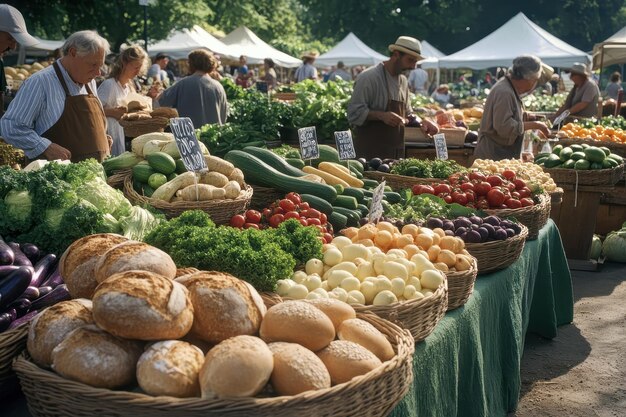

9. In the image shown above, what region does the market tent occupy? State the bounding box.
[436,12,590,69]
[148,25,234,59]
[315,32,388,67]
[16,36,63,64]
[220,26,301,68]
[592,26,626,69]
[419,40,446,70]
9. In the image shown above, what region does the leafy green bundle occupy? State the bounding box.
[391,158,466,179]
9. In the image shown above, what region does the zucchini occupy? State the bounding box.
[243,146,306,177]
[300,194,334,215]
[328,211,348,232]
[362,179,379,189]
[342,187,365,203]
[334,195,359,210]
[332,207,361,227]
[333,184,345,195]
[132,163,155,183]
[175,158,187,174]
[224,150,337,202]
[348,164,364,179]
[285,158,305,170]
[361,189,374,198]
[312,145,341,167]
[341,160,364,175]
[356,204,370,217]
[146,152,176,175]
[383,191,402,204]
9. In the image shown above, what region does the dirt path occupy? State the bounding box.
[511,262,626,417]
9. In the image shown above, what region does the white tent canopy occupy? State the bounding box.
[220,26,301,68]
[419,40,445,69]
[315,32,388,67]
[592,26,626,69]
[436,12,590,70]
[148,25,234,60]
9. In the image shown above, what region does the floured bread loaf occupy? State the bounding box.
[94,241,176,284]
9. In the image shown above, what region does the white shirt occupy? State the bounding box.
[0,61,101,159]
[98,78,132,156]
[408,68,429,94]
[295,63,317,82]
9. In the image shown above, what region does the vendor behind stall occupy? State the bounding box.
[474,55,550,161]
[552,63,600,120]
[0,30,111,162]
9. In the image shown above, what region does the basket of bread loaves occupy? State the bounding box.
[119,102,178,138]
[14,233,415,417]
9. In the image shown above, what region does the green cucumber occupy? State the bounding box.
[383,191,402,204]
[175,158,187,174]
[243,146,306,177]
[334,195,359,210]
[328,211,348,231]
[146,152,176,175]
[285,158,305,170]
[342,187,365,204]
[348,164,364,179]
[132,163,155,183]
[332,206,361,226]
[356,204,370,217]
[362,179,379,189]
[300,194,334,215]
[312,145,341,167]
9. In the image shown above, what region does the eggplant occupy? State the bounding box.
[41,266,64,288]
[377,164,390,173]
[37,286,53,298]
[0,236,15,266]
[505,228,515,238]
[466,230,483,243]
[426,217,444,230]
[483,216,501,227]
[494,228,508,241]
[455,227,468,237]
[453,217,472,229]
[8,310,38,330]
[30,284,70,310]
[30,253,58,287]
[0,265,21,280]
[8,243,33,268]
[23,286,40,300]
[20,243,41,264]
[0,266,33,310]
[6,297,31,317]
[0,309,17,332]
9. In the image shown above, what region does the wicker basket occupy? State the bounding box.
[106,168,132,190]
[250,185,284,210]
[352,274,448,342]
[558,137,626,158]
[0,324,28,395]
[484,193,551,240]
[119,117,169,138]
[363,171,441,191]
[0,139,25,167]
[123,174,253,223]
[273,92,297,101]
[439,128,468,147]
[465,224,528,274]
[14,313,415,417]
[445,256,478,311]
[543,163,624,187]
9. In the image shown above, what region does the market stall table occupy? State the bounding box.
[390,219,573,417]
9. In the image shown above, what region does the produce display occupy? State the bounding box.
[471,159,558,193]
[535,143,624,170]
[390,158,466,179]
[558,118,626,143]
[425,215,524,243]
[521,92,567,112]
[4,63,48,86]
[601,222,626,263]
[383,192,473,226]
[0,238,67,332]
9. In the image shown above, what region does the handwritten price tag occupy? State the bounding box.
[298,126,319,160]
[368,180,386,223]
[170,117,207,172]
[334,130,356,160]
[433,133,448,160]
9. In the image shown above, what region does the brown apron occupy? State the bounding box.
[354,65,406,160]
[40,61,109,163]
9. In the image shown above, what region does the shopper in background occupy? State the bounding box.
[408,63,428,95]
[98,45,148,156]
[552,63,600,120]
[209,54,223,81]
[604,71,623,100]
[147,53,169,84]
[235,55,253,88]
[264,58,277,91]
[328,61,351,82]
[474,55,550,161]
[294,51,318,82]
[431,84,451,106]
[0,4,39,115]
[150,49,227,128]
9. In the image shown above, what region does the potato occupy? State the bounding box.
[228,168,245,187]
[427,245,441,263]
[223,180,241,199]
[421,270,444,290]
[179,184,225,201]
[341,227,359,240]
[323,248,343,266]
[204,155,235,177]
[404,244,421,259]
[287,284,309,299]
[414,233,433,250]
[401,223,420,237]
[373,290,397,306]
[434,262,449,272]
[331,236,352,249]
[374,231,393,249]
[437,249,457,268]
[305,259,324,276]
[346,290,365,305]
[375,221,396,234]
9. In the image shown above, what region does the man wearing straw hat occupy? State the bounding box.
[552,63,600,120]
[347,36,438,159]
[294,51,318,83]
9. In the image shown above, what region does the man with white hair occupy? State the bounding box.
[0,30,112,162]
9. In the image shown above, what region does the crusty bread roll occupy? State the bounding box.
[137,340,204,397]
[337,318,394,361]
[175,267,199,278]
[59,233,128,298]
[51,325,143,389]
[175,271,266,344]
[268,342,331,395]
[316,340,382,385]
[259,301,335,352]
[151,107,178,118]
[27,299,94,367]
[199,335,273,399]
[92,270,193,340]
[127,100,147,112]
[94,241,176,284]
[305,298,356,331]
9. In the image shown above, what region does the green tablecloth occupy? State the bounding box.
[390,219,573,417]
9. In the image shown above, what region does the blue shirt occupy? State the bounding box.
[0,60,101,159]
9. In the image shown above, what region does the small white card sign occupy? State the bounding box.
[169,117,207,172]
[368,180,386,223]
[298,126,320,160]
[433,133,448,160]
[334,130,356,160]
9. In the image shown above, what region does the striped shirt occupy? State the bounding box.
[0,61,101,159]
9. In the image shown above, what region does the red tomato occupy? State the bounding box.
[474,181,492,196]
[245,210,262,224]
[460,182,474,192]
[262,208,272,220]
[244,223,260,229]
[505,198,522,209]
[279,198,296,212]
[273,206,285,215]
[433,183,452,195]
[320,213,328,224]
[284,211,300,220]
[306,208,321,219]
[505,182,516,192]
[307,217,322,226]
[451,191,468,205]
[229,214,246,228]
[502,170,516,181]
[469,171,487,182]
[465,190,476,202]
[513,179,527,190]
[511,191,521,199]
[323,233,334,244]
[412,184,435,195]
[518,187,531,198]
[486,188,506,207]
[520,197,535,207]
[443,195,453,204]
[298,218,308,227]
[476,197,490,210]
[315,225,326,234]
[286,192,302,205]
[269,213,284,228]
[486,175,503,187]
[297,202,310,211]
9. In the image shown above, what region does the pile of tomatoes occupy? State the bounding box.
[411,171,535,210]
[229,192,334,243]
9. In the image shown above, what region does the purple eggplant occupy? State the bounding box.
[41,266,64,288]
[0,236,15,265]
[0,266,33,309]
[20,243,41,264]
[0,265,21,279]
[8,243,33,268]
[0,309,17,332]
[30,253,57,287]
[37,286,53,298]
[30,284,70,310]
[6,297,31,317]
[8,310,38,330]
[23,286,40,300]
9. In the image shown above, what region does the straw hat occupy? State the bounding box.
[301,51,319,60]
[388,36,424,60]
[567,63,591,77]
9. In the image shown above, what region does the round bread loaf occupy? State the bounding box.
[51,325,143,389]
[137,340,204,397]
[268,342,331,395]
[94,241,176,284]
[337,318,395,361]
[175,267,199,278]
[175,271,266,344]
[199,335,273,399]
[316,340,382,385]
[27,299,94,367]
[305,298,356,330]
[92,270,193,340]
[59,233,128,298]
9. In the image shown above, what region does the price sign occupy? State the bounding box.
[368,180,386,223]
[334,130,356,160]
[433,133,448,160]
[170,117,207,172]
[298,126,319,160]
